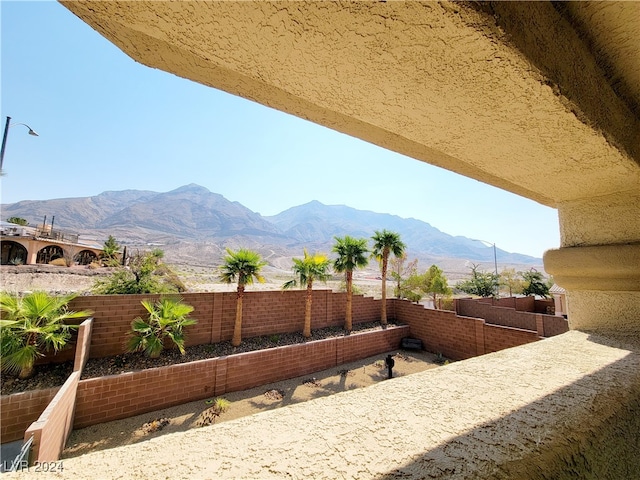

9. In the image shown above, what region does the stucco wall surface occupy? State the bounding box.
[61,1,639,207]
[9,331,639,479]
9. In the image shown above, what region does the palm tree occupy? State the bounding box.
[219,248,267,347]
[371,230,406,327]
[0,291,93,379]
[283,249,331,337]
[332,236,369,332]
[127,297,197,358]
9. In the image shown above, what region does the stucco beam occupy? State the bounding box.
[61,1,639,208]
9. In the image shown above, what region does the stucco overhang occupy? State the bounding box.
[60,1,639,211]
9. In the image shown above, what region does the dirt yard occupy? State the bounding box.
[63,350,444,459]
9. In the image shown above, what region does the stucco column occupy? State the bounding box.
[25,240,38,265]
[544,191,640,338]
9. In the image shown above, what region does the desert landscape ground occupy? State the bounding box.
[0,263,392,299]
[62,349,444,459]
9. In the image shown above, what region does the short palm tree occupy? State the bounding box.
[219,248,267,347]
[127,297,197,358]
[283,249,331,338]
[332,236,369,332]
[371,230,406,327]
[0,291,93,379]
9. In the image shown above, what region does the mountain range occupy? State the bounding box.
[1,184,541,272]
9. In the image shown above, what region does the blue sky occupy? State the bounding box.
[1,1,559,259]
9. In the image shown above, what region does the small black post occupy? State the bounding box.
[385,354,395,379]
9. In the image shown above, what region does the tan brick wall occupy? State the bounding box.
[483,324,540,353]
[25,372,80,462]
[62,291,382,362]
[455,298,567,334]
[390,299,545,361]
[543,314,572,337]
[0,388,59,443]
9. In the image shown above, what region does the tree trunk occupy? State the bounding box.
[433,292,438,310]
[19,363,34,380]
[303,281,313,338]
[345,271,353,332]
[232,284,245,347]
[380,254,388,327]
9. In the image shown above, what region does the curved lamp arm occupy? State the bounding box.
[1,116,39,171]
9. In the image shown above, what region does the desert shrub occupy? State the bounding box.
[49,258,67,267]
[127,297,197,358]
[198,398,231,426]
[93,249,184,294]
[439,297,455,311]
[337,280,362,295]
[0,291,93,378]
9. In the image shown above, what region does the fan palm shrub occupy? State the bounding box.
[332,236,369,332]
[283,249,331,338]
[371,230,405,326]
[127,297,197,358]
[0,291,93,379]
[219,248,266,347]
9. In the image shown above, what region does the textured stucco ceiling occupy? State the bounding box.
[562,1,640,117]
[61,1,640,209]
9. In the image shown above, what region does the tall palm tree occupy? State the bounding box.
[0,291,93,379]
[282,249,331,338]
[371,230,406,327]
[332,236,369,332]
[219,248,266,347]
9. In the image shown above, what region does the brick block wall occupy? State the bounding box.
[534,299,555,314]
[337,327,406,364]
[0,388,59,443]
[515,296,535,311]
[69,294,217,359]
[8,319,94,460]
[61,291,383,362]
[25,372,80,462]
[391,300,482,360]
[74,358,220,428]
[542,315,570,337]
[391,299,547,361]
[73,319,93,373]
[483,324,539,353]
[456,299,538,331]
[72,326,409,429]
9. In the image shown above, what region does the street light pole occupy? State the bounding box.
[0,116,39,172]
[0,116,11,171]
[474,238,500,297]
[492,242,499,298]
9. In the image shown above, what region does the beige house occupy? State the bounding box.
[550,283,568,319]
[0,221,102,265]
[52,2,640,477]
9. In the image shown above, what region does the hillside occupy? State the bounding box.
[1,184,542,275]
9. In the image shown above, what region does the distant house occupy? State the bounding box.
[0,221,103,266]
[550,284,567,319]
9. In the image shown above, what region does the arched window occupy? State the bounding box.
[0,241,28,265]
[75,250,98,265]
[36,245,64,264]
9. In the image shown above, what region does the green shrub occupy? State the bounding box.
[127,297,197,358]
[0,291,93,378]
[93,250,184,294]
[199,398,231,426]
